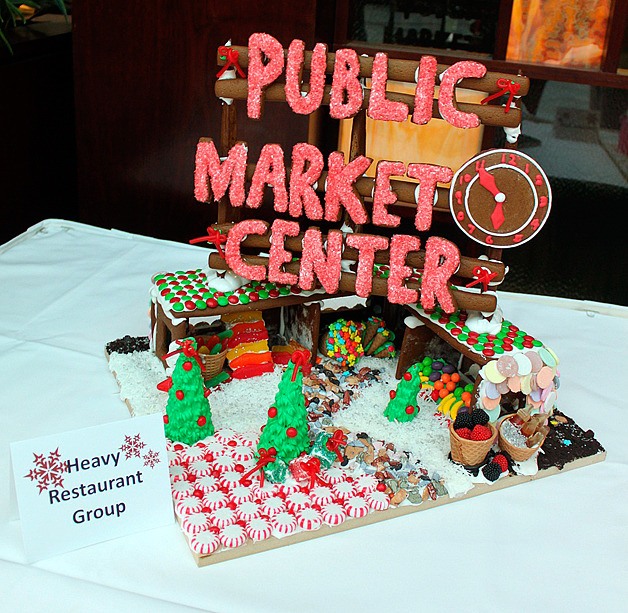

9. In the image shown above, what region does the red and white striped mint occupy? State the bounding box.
[344,495,369,518]
[238,433,257,448]
[286,491,310,513]
[322,466,346,485]
[188,458,213,477]
[169,464,187,482]
[365,490,390,511]
[228,445,256,462]
[211,506,236,528]
[212,455,236,473]
[182,445,209,464]
[278,480,301,496]
[296,507,322,531]
[219,523,247,548]
[260,496,286,517]
[203,490,228,511]
[175,495,203,517]
[246,517,272,541]
[215,428,239,444]
[167,449,181,466]
[252,481,277,500]
[229,484,253,505]
[171,480,194,500]
[204,440,227,455]
[309,486,334,506]
[167,439,187,453]
[188,530,220,555]
[354,474,378,494]
[332,481,355,501]
[195,474,219,493]
[182,511,212,534]
[272,511,298,536]
[236,500,261,521]
[321,502,347,526]
[220,470,243,489]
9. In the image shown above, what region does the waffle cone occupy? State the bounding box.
[498,414,544,462]
[362,322,379,349]
[366,331,387,356]
[449,422,497,466]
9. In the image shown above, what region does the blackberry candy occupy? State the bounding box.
[471,409,490,426]
[453,412,473,430]
[482,462,501,482]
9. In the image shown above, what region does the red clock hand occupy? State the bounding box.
[477,166,506,230]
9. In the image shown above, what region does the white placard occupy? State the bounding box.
[11,414,174,561]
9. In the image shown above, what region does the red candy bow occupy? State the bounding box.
[162,339,204,371]
[480,78,521,113]
[465,266,498,293]
[290,350,309,382]
[239,447,277,487]
[189,227,228,259]
[326,429,348,462]
[217,46,247,79]
[300,457,328,489]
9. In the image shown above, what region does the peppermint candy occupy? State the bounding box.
[321,502,347,526]
[169,464,187,482]
[182,445,208,464]
[189,530,220,555]
[345,495,369,518]
[247,517,273,541]
[252,481,276,500]
[220,470,243,489]
[188,458,213,477]
[278,480,301,496]
[229,445,256,462]
[354,474,378,494]
[167,449,181,466]
[260,496,286,517]
[175,495,203,517]
[204,440,228,455]
[171,480,194,500]
[202,490,228,510]
[215,428,239,444]
[219,523,247,548]
[195,474,220,493]
[322,466,345,484]
[286,491,310,513]
[332,480,355,501]
[182,512,212,534]
[236,500,261,521]
[211,506,236,528]
[272,511,298,536]
[296,507,322,531]
[212,455,236,473]
[365,490,390,511]
[229,484,253,504]
[309,486,334,506]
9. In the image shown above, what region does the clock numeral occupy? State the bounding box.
[486,235,494,244]
[475,159,486,171]
[456,210,465,221]
[463,173,472,183]
[535,174,543,186]
[455,190,463,205]
[467,223,476,234]
[539,196,548,207]
[508,153,518,166]
[524,163,530,174]
[501,153,507,163]
[531,218,540,230]
[513,234,524,243]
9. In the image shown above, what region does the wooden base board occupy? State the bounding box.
[191,450,606,567]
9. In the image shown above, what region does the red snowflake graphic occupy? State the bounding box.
[24,448,66,494]
[120,434,146,459]
[143,449,160,469]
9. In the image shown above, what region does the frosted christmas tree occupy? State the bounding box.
[384,362,424,422]
[163,339,214,445]
[257,351,310,463]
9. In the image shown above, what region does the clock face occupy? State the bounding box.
[449,149,552,248]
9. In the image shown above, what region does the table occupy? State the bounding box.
[1,219,626,612]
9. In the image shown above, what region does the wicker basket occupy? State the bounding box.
[199,348,228,380]
[498,414,545,462]
[449,422,497,467]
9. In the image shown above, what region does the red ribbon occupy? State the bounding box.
[326,429,348,462]
[480,78,521,113]
[189,227,228,259]
[162,339,204,370]
[290,350,309,382]
[239,447,277,487]
[301,457,328,489]
[216,46,246,79]
[465,266,498,293]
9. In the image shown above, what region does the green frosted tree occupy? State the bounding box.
[164,339,214,445]
[258,356,309,463]
[384,362,424,422]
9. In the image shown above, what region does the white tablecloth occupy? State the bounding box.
[1,220,626,612]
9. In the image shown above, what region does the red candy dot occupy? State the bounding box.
[193,489,204,499]
[185,300,196,310]
[249,292,259,302]
[207,298,218,308]
[197,416,207,427]
[403,372,412,381]
[173,443,183,451]
[175,390,184,400]
[234,464,245,473]
[269,289,280,298]
[227,440,237,447]
[376,483,387,492]
[268,407,278,418]
[405,406,414,414]
[389,390,396,399]
[286,427,298,438]
[163,414,169,424]
[228,295,239,305]
[183,361,192,371]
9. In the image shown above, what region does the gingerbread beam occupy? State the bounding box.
[211,223,506,283]
[217,46,530,96]
[214,80,521,128]
[208,253,497,313]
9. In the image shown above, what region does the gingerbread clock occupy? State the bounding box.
[450,149,552,248]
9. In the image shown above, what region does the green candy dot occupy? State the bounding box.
[493,346,504,354]
[239,294,250,304]
[462,326,469,333]
[422,365,432,376]
[202,292,213,300]
[453,387,463,398]
[464,383,474,392]
[258,290,269,300]
[458,333,468,342]
[450,315,459,323]
[154,274,165,282]
[474,343,484,351]
[172,302,184,312]
[497,331,508,339]
[532,340,542,347]
[430,312,439,320]
[445,323,456,330]
[224,291,234,297]
[174,270,184,275]
[266,283,276,290]
[478,335,488,343]
[503,320,512,327]
[195,300,207,310]
[217,296,229,306]
[165,293,175,300]
[514,341,524,349]
[188,273,198,280]
[279,287,290,296]
[422,356,433,366]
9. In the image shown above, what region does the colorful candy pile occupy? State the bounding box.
[222,311,274,379]
[415,356,475,421]
[320,319,365,369]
